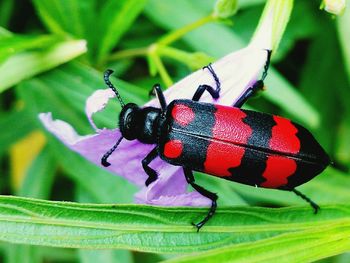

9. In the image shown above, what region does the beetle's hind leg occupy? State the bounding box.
[233,49,272,108]
[192,64,221,101]
[183,168,218,231]
[292,188,320,214]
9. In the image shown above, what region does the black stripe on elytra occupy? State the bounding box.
[228,111,276,186]
[292,121,330,166]
[281,122,330,190]
[161,100,216,171]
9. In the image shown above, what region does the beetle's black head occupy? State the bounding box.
[119,103,139,140]
[119,103,161,144]
[101,69,162,167]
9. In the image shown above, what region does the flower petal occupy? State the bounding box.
[39,112,148,186]
[85,88,116,131]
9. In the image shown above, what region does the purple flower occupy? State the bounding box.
[39,23,273,206]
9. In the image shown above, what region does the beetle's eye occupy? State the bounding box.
[125,115,132,129]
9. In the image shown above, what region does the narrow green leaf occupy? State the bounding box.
[335,116,350,166]
[79,249,134,263]
[264,68,319,128]
[32,0,96,39]
[0,195,350,253]
[0,40,87,93]
[299,20,348,148]
[18,146,56,199]
[0,0,14,27]
[0,34,59,65]
[77,188,134,263]
[0,26,12,37]
[230,167,350,207]
[94,0,147,64]
[164,225,350,263]
[337,4,350,83]
[0,109,37,156]
[5,244,40,263]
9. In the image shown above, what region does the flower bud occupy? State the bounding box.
[213,0,238,19]
[321,0,346,15]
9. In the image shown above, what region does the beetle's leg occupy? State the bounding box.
[150,84,167,112]
[233,49,272,108]
[183,167,218,231]
[233,82,263,108]
[142,147,159,186]
[292,188,320,214]
[192,64,221,101]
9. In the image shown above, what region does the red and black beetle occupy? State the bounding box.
[101,50,330,230]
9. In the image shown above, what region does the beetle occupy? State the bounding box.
[100,50,330,231]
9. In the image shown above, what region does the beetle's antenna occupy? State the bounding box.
[101,136,124,167]
[104,69,125,108]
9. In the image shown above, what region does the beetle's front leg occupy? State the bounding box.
[142,147,159,186]
[192,64,221,101]
[234,50,272,108]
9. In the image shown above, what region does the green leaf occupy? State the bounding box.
[0,109,37,157]
[79,249,134,263]
[0,40,87,93]
[0,0,14,27]
[229,167,350,207]
[337,4,350,83]
[264,68,319,128]
[299,19,349,149]
[335,116,350,167]
[18,146,56,199]
[32,0,96,39]
[0,34,59,65]
[94,0,148,65]
[77,188,134,263]
[0,195,350,254]
[163,224,350,263]
[5,244,40,263]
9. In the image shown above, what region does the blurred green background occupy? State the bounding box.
[0,0,349,262]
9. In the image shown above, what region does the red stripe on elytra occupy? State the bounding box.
[171,104,195,127]
[261,116,300,188]
[164,139,183,159]
[269,115,300,154]
[204,105,252,176]
[261,156,297,188]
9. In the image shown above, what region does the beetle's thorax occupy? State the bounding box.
[119,103,161,144]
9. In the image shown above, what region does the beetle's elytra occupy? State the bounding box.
[101,50,330,231]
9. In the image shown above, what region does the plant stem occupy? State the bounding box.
[150,51,173,87]
[108,47,148,61]
[157,14,216,46]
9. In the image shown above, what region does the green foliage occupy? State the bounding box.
[0,0,349,262]
[1,195,350,259]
